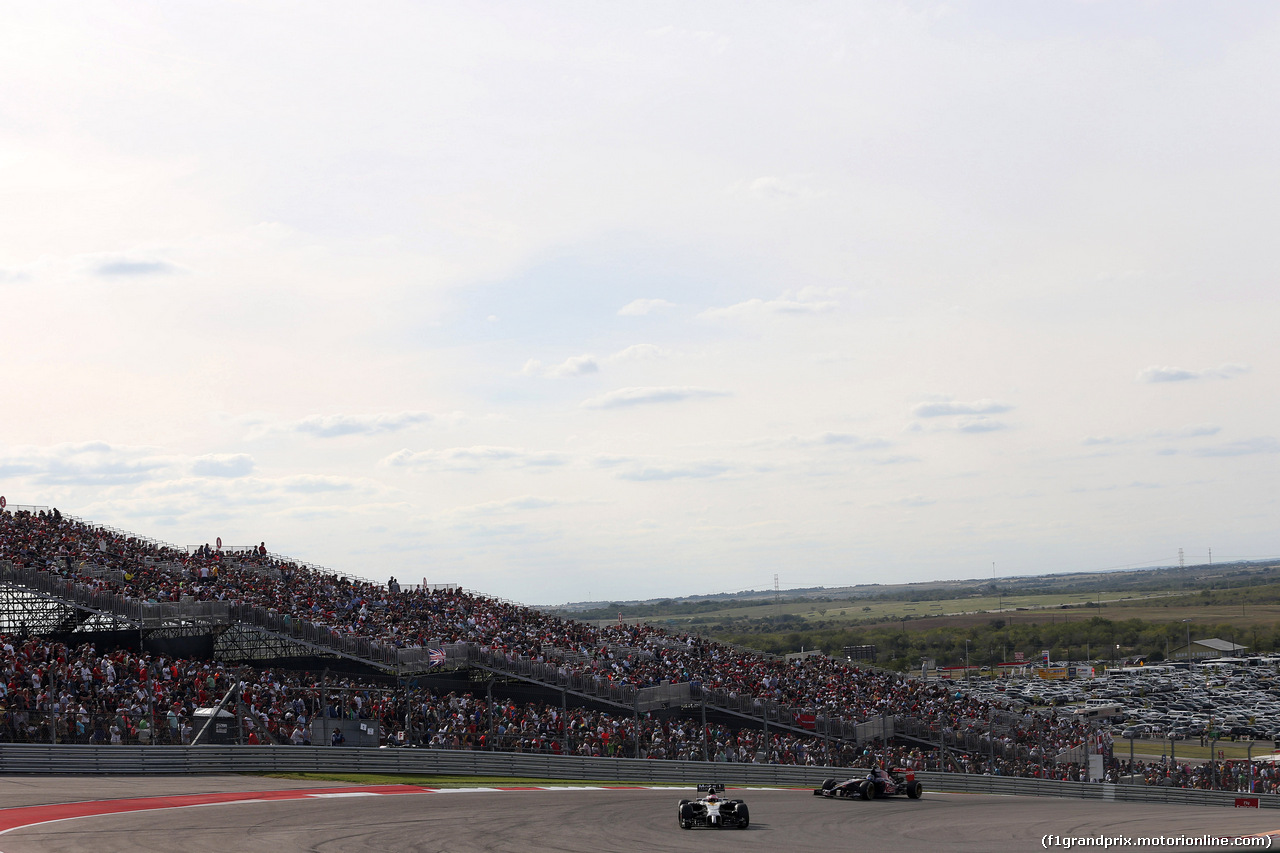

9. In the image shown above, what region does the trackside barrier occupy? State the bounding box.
[0,745,1273,810]
[916,773,1280,809]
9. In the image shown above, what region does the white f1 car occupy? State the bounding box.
[678,783,751,829]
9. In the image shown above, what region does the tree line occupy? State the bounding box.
[713,615,1279,672]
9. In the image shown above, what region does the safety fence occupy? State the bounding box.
[0,745,1273,810]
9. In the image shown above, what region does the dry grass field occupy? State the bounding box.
[637,589,1280,635]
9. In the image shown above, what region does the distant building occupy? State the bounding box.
[1171,637,1247,661]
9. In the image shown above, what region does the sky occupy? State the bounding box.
[2,2,1279,606]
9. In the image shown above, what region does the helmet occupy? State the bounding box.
[705,793,719,802]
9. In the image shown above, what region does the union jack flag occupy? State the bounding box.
[429,648,447,667]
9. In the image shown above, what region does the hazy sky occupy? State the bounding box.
[3,2,1278,604]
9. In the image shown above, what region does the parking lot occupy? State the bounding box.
[953,657,1280,757]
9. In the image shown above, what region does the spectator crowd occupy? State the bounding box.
[0,508,1258,791]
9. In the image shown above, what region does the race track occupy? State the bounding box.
[0,776,1277,852]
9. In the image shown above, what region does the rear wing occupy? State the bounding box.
[696,783,726,794]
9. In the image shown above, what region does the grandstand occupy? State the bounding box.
[0,505,1131,783]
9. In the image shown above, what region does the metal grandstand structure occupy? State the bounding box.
[6,578,403,672]
[0,556,892,743]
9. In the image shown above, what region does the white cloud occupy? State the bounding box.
[912,399,1013,418]
[1136,364,1251,383]
[450,496,561,516]
[384,446,570,472]
[701,291,840,320]
[1154,424,1222,439]
[256,412,435,439]
[581,386,729,409]
[1187,437,1280,457]
[190,454,255,478]
[869,455,919,466]
[1138,366,1197,383]
[606,343,669,362]
[883,495,936,508]
[618,298,675,316]
[1084,424,1221,446]
[755,432,892,452]
[615,461,731,481]
[955,417,1007,434]
[586,451,739,482]
[548,354,599,377]
[93,258,182,277]
[0,442,173,486]
[521,354,603,378]
[278,474,361,493]
[737,175,825,201]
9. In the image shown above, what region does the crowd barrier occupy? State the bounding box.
[0,745,1272,810]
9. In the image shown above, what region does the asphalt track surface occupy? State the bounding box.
[1,776,1279,853]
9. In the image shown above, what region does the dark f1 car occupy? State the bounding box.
[678,783,751,829]
[813,767,923,800]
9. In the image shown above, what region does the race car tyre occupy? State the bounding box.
[678,802,695,829]
[858,780,871,800]
[821,778,838,791]
[736,803,750,829]
[907,781,923,799]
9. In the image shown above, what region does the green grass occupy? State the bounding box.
[640,590,1186,627]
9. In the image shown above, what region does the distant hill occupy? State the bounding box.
[546,559,1280,621]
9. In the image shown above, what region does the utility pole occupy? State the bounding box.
[561,687,568,755]
[487,679,495,748]
[701,693,709,762]
[994,562,1001,617]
